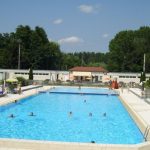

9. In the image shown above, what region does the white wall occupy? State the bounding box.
[108,72,140,83]
[0,69,149,84]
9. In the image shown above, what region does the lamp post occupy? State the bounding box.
[143,53,146,73]
[17,39,21,69]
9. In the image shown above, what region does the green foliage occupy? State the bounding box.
[0,25,62,70]
[140,72,143,83]
[0,25,150,72]
[145,78,150,88]
[142,72,146,81]
[61,52,108,70]
[7,83,17,93]
[0,80,3,85]
[87,62,107,68]
[108,27,150,72]
[16,76,27,86]
[140,72,146,82]
[29,68,33,80]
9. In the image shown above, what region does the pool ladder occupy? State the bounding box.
[144,125,150,141]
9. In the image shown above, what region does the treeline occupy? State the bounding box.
[108,26,150,72]
[0,25,150,72]
[0,25,107,70]
[0,25,62,70]
[61,52,109,70]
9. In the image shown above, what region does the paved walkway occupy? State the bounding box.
[119,88,150,141]
[129,88,150,103]
[0,85,51,106]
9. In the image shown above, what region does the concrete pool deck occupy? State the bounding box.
[0,86,150,150]
[0,85,50,106]
[118,88,150,131]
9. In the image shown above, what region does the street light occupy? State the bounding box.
[17,39,21,69]
[143,53,146,73]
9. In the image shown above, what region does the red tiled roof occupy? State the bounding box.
[69,66,107,72]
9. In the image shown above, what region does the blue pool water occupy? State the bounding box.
[0,87,144,144]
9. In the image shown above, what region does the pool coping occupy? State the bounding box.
[0,138,150,150]
[0,139,150,150]
[0,86,150,150]
[118,89,150,137]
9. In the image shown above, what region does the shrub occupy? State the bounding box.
[29,67,33,80]
[7,83,17,93]
[145,78,150,88]
[16,77,27,86]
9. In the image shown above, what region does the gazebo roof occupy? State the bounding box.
[69,66,107,72]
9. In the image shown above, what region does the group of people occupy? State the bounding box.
[9,112,35,118]
[109,80,119,89]
[68,99,107,117]
[69,111,107,117]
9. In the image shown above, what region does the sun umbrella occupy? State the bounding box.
[6,78,18,83]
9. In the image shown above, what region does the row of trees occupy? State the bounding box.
[0,25,150,72]
[0,25,107,70]
[108,26,150,72]
[0,25,62,70]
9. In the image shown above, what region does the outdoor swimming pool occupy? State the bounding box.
[0,87,144,144]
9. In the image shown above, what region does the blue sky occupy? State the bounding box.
[0,0,150,53]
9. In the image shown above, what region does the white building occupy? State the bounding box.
[0,68,150,84]
[69,67,150,83]
[107,72,143,83]
[0,69,69,82]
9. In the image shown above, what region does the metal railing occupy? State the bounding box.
[144,125,150,141]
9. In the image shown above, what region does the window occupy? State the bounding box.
[99,76,102,80]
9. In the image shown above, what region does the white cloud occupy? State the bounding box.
[53,19,63,24]
[102,34,109,38]
[58,36,83,44]
[78,4,94,13]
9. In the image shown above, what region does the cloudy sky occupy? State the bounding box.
[0,0,150,53]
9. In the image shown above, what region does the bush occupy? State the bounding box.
[145,78,150,88]
[7,83,17,93]
[43,79,50,85]
[29,67,33,80]
[16,77,28,86]
[0,80,3,85]
[140,72,146,82]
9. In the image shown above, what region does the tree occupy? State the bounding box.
[0,25,150,72]
[142,72,146,81]
[108,27,150,72]
[145,78,150,88]
[16,76,27,86]
[29,68,33,80]
[140,72,146,83]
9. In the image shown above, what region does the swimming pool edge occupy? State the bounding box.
[0,86,150,150]
[0,138,150,150]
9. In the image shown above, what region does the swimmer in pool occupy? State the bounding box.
[69,111,72,116]
[29,112,35,116]
[103,112,106,117]
[9,114,15,118]
[89,112,92,117]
